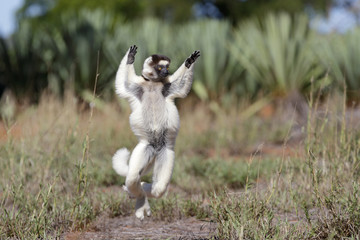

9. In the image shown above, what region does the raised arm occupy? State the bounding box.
[166,51,200,99]
[115,45,143,101]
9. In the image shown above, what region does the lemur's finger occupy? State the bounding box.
[127,45,137,64]
[192,51,200,57]
[129,45,138,56]
[190,51,200,61]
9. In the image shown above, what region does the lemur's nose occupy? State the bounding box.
[162,69,169,75]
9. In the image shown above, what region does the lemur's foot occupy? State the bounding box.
[122,185,136,199]
[135,196,151,220]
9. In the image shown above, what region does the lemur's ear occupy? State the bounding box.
[142,57,156,80]
[144,57,154,66]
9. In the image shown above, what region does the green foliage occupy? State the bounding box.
[17,0,141,23]
[3,10,360,104]
[1,15,245,103]
[49,0,142,21]
[314,28,360,98]
[230,12,326,96]
[17,0,196,24]
[40,9,115,98]
[17,0,330,24]
[0,9,116,101]
[104,18,173,75]
[177,20,244,101]
[211,0,329,22]
[0,21,48,102]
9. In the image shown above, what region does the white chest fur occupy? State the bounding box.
[129,82,180,143]
[142,83,167,131]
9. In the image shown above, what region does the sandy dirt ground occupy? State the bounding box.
[63,215,216,240]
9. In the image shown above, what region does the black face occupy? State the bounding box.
[150,54,171,80]
[155,64,169,79]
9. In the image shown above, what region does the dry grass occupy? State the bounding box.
[0,92,359,239]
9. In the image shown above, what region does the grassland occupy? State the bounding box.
[0,92,360,239]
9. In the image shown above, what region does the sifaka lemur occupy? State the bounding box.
[112,45,200,219]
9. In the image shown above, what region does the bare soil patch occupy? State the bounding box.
[63,215,216,240]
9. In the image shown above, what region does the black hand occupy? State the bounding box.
[127,45,137,64]
[185,50,200,68]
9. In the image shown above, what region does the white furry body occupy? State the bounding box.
[112,47,196,220]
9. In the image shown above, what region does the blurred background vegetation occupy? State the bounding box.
[1,0,360,113]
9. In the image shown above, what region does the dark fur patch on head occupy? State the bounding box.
[151,54,171,65]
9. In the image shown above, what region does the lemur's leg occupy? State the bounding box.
[135,195,151,220]
[125,142,154,220]
[126,142,154,197]
[142,148,175,198]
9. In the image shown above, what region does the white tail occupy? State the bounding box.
[112,148,130,177]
